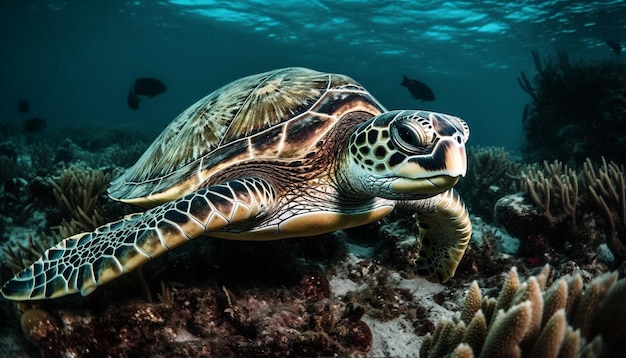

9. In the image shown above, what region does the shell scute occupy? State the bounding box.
[108,67,383,205]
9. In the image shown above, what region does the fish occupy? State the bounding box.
[23,117,46,133]
[127,90,140,110]
[127,77,166,110]
[133,78,166,98]
[17,99,30,113]
[606,40,622,56]
[401,75,435,102]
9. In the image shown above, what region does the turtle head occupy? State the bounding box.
[344,110,469,199]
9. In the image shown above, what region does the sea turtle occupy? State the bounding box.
[2,67,471,301]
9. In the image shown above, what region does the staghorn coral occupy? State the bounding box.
[522,160,578,228]
[420,265,625,358]
[496,157,626,265]
[583,158,626,259]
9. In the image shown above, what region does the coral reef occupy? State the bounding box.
[518,50,626,164]
[420,265,626,357]
[584,158,626,259]
[495,157,626,266]
[3,115,626,358]
[2,232,59,275]
[456,146,523,222]
[48,166,123,237]
[10,236,375,358]
[16,275,373,357]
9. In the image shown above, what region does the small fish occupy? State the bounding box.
[606,40,622,56]
[401,75,435,102]
[17,99,30,113]
[127,77,166,110]
[133,78,166,98]
[127,90,140,110]
[23,117,46,133]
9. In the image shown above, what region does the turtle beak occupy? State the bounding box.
[390,136,467,195]
[394,137,467,179]
[390,175,460,194]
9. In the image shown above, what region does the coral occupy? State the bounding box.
[496,157,626,265]
[48,166,120,237]
[420,265,625,358]
[453,224,517,280]
[101,142,151,169]
[343,265,419,322]
[57,124,156,153]
[0,153,29,185]
[481,300,533,357]
[591,276,626,357]
[18,271,373,357]
[584,158,626,258]
[522,160,578,228]
[2,232,60,274]
[29,142,58,175]
[518,50,626,164]
[456,146,523,222]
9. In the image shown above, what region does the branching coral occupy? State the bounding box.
[1,232,60,274]
[420,265,625,358]
[511,157,626,264]
[583,158,626,258]
[521,160,578,227]
[49,166,117,237]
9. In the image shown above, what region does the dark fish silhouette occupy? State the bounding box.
[401,75,435,102]
[127,77,167,110]
[127,90,140,110]
[606,40,622,56]
[23,117,46,133]
[134,78,166,98]
[17,99,30,113]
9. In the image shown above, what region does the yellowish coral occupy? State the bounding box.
[521,157,626,261]
[522,160,578,226]
[583,158,626,258]
[49,166,116,236]
[480,301,532,358]
[1,232,60,274]
[420,265,626,357]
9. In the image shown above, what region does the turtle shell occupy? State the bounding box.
[108,67,386,206]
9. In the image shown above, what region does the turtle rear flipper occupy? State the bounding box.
[403,189,472,282]
[1,178,274,301]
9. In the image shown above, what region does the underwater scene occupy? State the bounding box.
[1,0,626,357]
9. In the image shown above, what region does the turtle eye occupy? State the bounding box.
[391,121,427,153]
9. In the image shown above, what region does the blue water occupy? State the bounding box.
[1,0,625,151]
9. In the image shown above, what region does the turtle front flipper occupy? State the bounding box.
[401,189,472,283]
[1,178,275,301]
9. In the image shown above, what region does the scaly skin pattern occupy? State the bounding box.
[2,68,472,301]
[1,178,274,299]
